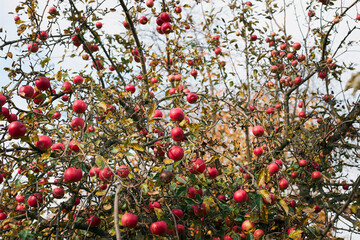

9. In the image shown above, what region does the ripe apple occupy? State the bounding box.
[188,187,203,198]
[187,93,198,104]
[254,229,264,239]
[242,220,255,232]
[167,146,184,161]
[28,194,43,208]
[15,204,25,213]
[117,165,129,178]
[72,100,87,113]
[64,167,83,183]
[298,111,306,118]
[95,22,102,29]
[89,167,100,177]
[150,221,167,236]
[294,76,302,84]
[38,31,48,41]
[207,167,218,179]
[266,107,275,115]
[149,201,161,212]
[28,42,39,53]
[99,168,113,182]
[51,142,64,151]
[253,147,263,156]
[121,213,138,228]
[252,125,264,137]
[171,127,184,141]
[190,70,198,77]
[70,117,85,131]
[48,6,57,15]
[152,110,163,119]
[234,190,249,203]
[279,178,289,190]
[53,188,65,199]
[146,0,154,7]
[299,159,307,167]
[250,34,257,41]
[18,85,34,99]
[161,22,172,34]
[189,158,206,174]
[268,162,279,174]
[14,16,20,21]
[291,171,298,178]
[73,75,84,85]
[139,16,148,24]
[308,10,315,17]
[62,81,72,93]
[172,209,183,219]
[36,135,52,151]
[312,171,322,180]
[35,77,50,91]
[293,42,301,50]
[125,84,135,93]
[169,108,185,122]
[15,195,25,203]
[69,140,81,152]
[87,215,101,227]
[8,121,26,138]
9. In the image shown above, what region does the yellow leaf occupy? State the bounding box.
[98,102,107,111]
[147,103,156,119]
[128,143,144,152]
[258,189,271,203]
[257,168,270,186]
[163,159,174,165]
[279,199,289,215]
[289,229,303,239]
[7,52,12,58]
[154,207,163,219]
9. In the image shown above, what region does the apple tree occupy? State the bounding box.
[0,0,360,239]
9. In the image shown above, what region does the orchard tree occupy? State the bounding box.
[0,0,360,239]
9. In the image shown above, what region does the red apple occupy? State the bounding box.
[169,108,185,122]
[171,127,184,141]
[89,167,100,177]
[87,215,101,227]
[64,167,83,183]
[8,121,26,138]
[125,84,136,93]
[73,75,84,85]
[72,100,87,113]
[36,135,52,151]
[187,93,198,103]
[53,188,65,199]
[312,171,322,180]
[70,117,85,131]
[62,81,72,93]
[18,85,34,99]
[121,213,138,228]
[150,221,167,236]
[167,146,184,161]
[35,76,50,91]
[95,22,102,29]
[242,220,255,232]
[207,167,218,179]
[28,42,39,53]
[99,168,113,182]
[69,140,81,152]
[234,190,249,203]
[48,7,57,15]
[172,209,183,219]
[117,165,129,178]
[254,229,264,239]
[188,158,206,174]
[268,162,279,174]
[252,126,264,137]
[279,178,289,190]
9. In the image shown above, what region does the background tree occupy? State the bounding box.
[0,0,359,239]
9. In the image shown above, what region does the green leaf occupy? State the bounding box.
[95,155,106,168]
[289,229,303,239]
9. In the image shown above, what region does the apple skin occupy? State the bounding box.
[8,121,27,139]
[139,16,148,24]
[169,108,185,122]
[150,221,168,236]
[89,167,100,177]
[252,126,264,137]
[214,48,222,55]
[298,111,306,118]
[160,171,174,183]
[48,7,57,15]
[28,42,39,53]
[53,188,65,199]
[299,159,307,167]
[234,190,249,203]
[95,22,102,29]
[36,135,52,151]
[187,93,198,103]
[171,127,184,141]
[254,229,264,239]
[250,34,257,41]
[146,0,154,7]
[312,171,322,180]
[262,192,275,205]
[0,95,6,106]
[172,209,183,219]
[51,142,65,151]
[15,195,25,203]
[121,213,138,228]
[28,194,43,208]
[149,201,161,212]
[99,168,113,182]
[38,31,48,41]
[279,178,289,190]
[125,84,136,93]
[268,162,279,174]
[69,140,81,152]
[14,16,20,21]
[293,42,301,50]
[19,85,34,99]
[242,220,255,232]
[188,187,203,198]
[70,117,85,131]
[73,75,84,85]
[72,100,87,114]
[87,215,101,227]
[35,77,50,91]
[190,70,198,77]
[189,158,206,174]
[167,146,184,161]
[152,110,163,119]
[64,167,83,183]
[291,171,298,178]
[117,165,129,178]
[15,204,25,213]
[161,22,172,34]
[207,167,218,179]
[62,81,72,93]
